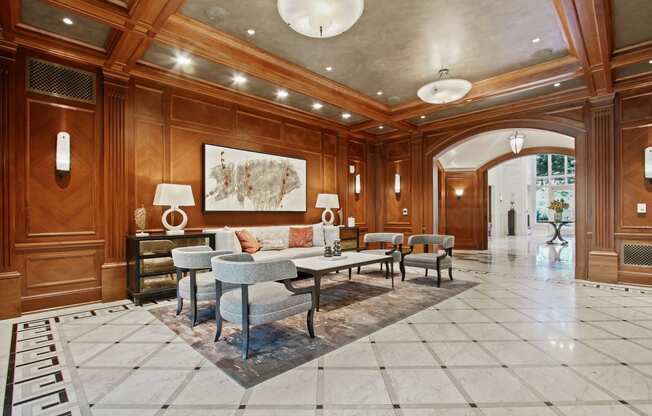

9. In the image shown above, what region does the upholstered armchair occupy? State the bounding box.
[211,253,316,359]
[403,234,455,287]
[357,232,405,279]
[171,246,234,327]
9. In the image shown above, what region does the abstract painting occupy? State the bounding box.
[203,144,307,212]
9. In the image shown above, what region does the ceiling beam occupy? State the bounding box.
[131,62,349,133]
[612,43,652,69]
[552,0,613,94]
[105,0,185,75]
[39,0,129,29]
[390,56,582,122]
[156,14,390,122]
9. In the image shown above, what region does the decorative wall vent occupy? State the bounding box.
[26,58,96,103]
[623,243,652,267]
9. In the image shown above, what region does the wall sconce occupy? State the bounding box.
[56,131,71,174]
[349,164,356,174]
[394,173,401,194]
[355,174,362,194]
[455,188,464,199]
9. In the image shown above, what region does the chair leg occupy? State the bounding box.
[425,269,429,277]
[449,267,453,280]
[190,270,198,327]
[357,266,361,275]
[390,262,395,288]
[400,261,406,281]
[175,269,183,315]
[436,268,441,287]
[240,285,250,360]
[307,308,315,338]
[348,268,352,280]
[214,281,223,342]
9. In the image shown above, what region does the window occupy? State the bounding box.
[534,154,575,222]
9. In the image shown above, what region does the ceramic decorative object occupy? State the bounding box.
[324,246,333,257]
[333,239,342,256]
[134,206,149,236]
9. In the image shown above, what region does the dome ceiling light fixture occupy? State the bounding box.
[277,0,364,38]
[417,69,472,104]
[508,130,525,154]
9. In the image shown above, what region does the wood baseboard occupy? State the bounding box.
[0,271,21,318]
[101,262,127,302]
[22,286,102,312]
[587,251,618,283]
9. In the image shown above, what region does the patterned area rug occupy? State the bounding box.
[149,269,476,388]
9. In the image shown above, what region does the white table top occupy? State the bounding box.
[292,251,392,272]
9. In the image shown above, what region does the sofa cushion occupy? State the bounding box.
[289,226,313,248]
[236,229,261,254]
[260,239,287,251]
[215,228,242,253]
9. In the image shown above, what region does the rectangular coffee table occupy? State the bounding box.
[292,252,393,311]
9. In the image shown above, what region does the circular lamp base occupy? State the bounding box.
[321,208,335,225]
[162,206,188,235]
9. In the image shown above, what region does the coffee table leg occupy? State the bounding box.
[390,261,394,288]
[314,273,322,312]
[385,261,389,280]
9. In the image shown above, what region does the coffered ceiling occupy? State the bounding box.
[180,0,568,106]
[3,0,652,138]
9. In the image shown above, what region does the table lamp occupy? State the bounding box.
[153,183,195,235]
[315,193,340,225]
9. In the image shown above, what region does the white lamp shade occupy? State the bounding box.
[277,0,364,38]
[354,174,362,194]
[394,173,401,194]
[316,193,340,209]
[153,183,195,207]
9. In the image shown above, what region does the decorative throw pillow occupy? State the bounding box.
[259,239,287,251]
[288,226,313,248]
[235,229,261,253]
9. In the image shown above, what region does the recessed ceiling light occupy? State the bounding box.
[276,89,288,99]
[312,102,323,110]
[62,17,74,25]
[233,75,247,84]
[378,125,384,130]
[376,91,383,96]
[532,37,541,44]
[325,66,333,71]
[420,115,426,119]
[649,60,652,64]
[342,112,352,119]
[553,82,561,87]
[247,29,256,36]
[175,54,192,65]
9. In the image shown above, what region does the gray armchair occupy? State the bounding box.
[171,246,234,327]
[357,233,404,280]
[211,253,316,359]
[403,234,454,287]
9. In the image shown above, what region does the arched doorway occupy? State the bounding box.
[422,117,587,279]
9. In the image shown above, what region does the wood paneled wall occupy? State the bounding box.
[130,81,347,231]
[12,52,105,312]
[0,50,367,317]
[440,171,487,250]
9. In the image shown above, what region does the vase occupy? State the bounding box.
[554,212,563,222]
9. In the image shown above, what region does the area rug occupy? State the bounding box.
[148,270,476,387]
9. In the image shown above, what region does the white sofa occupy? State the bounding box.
[203,224,340,261]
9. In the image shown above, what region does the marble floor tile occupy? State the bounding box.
[98,369,191,405]
[385,368,467,404]
[411,323,470,341]
[574,365,652,400]
[557,405,642,416]
[322,369,392,405]
[457,323,520,340]
[375,342,439,367]
[171,367,244,405]
[481,341,560,365]
[247,368,317,405]
[450,367,540,403]
[428,341,499,366]
[513,367,612,401]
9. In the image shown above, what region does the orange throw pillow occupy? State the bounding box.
[289,226,313,248]
[235,229,261,254]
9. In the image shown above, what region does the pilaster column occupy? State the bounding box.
[410,132,424,235]
[0,44,21,318]
[587,93,618,283]
[101,69,130,301]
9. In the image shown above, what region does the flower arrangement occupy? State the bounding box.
[548,199,569,213]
